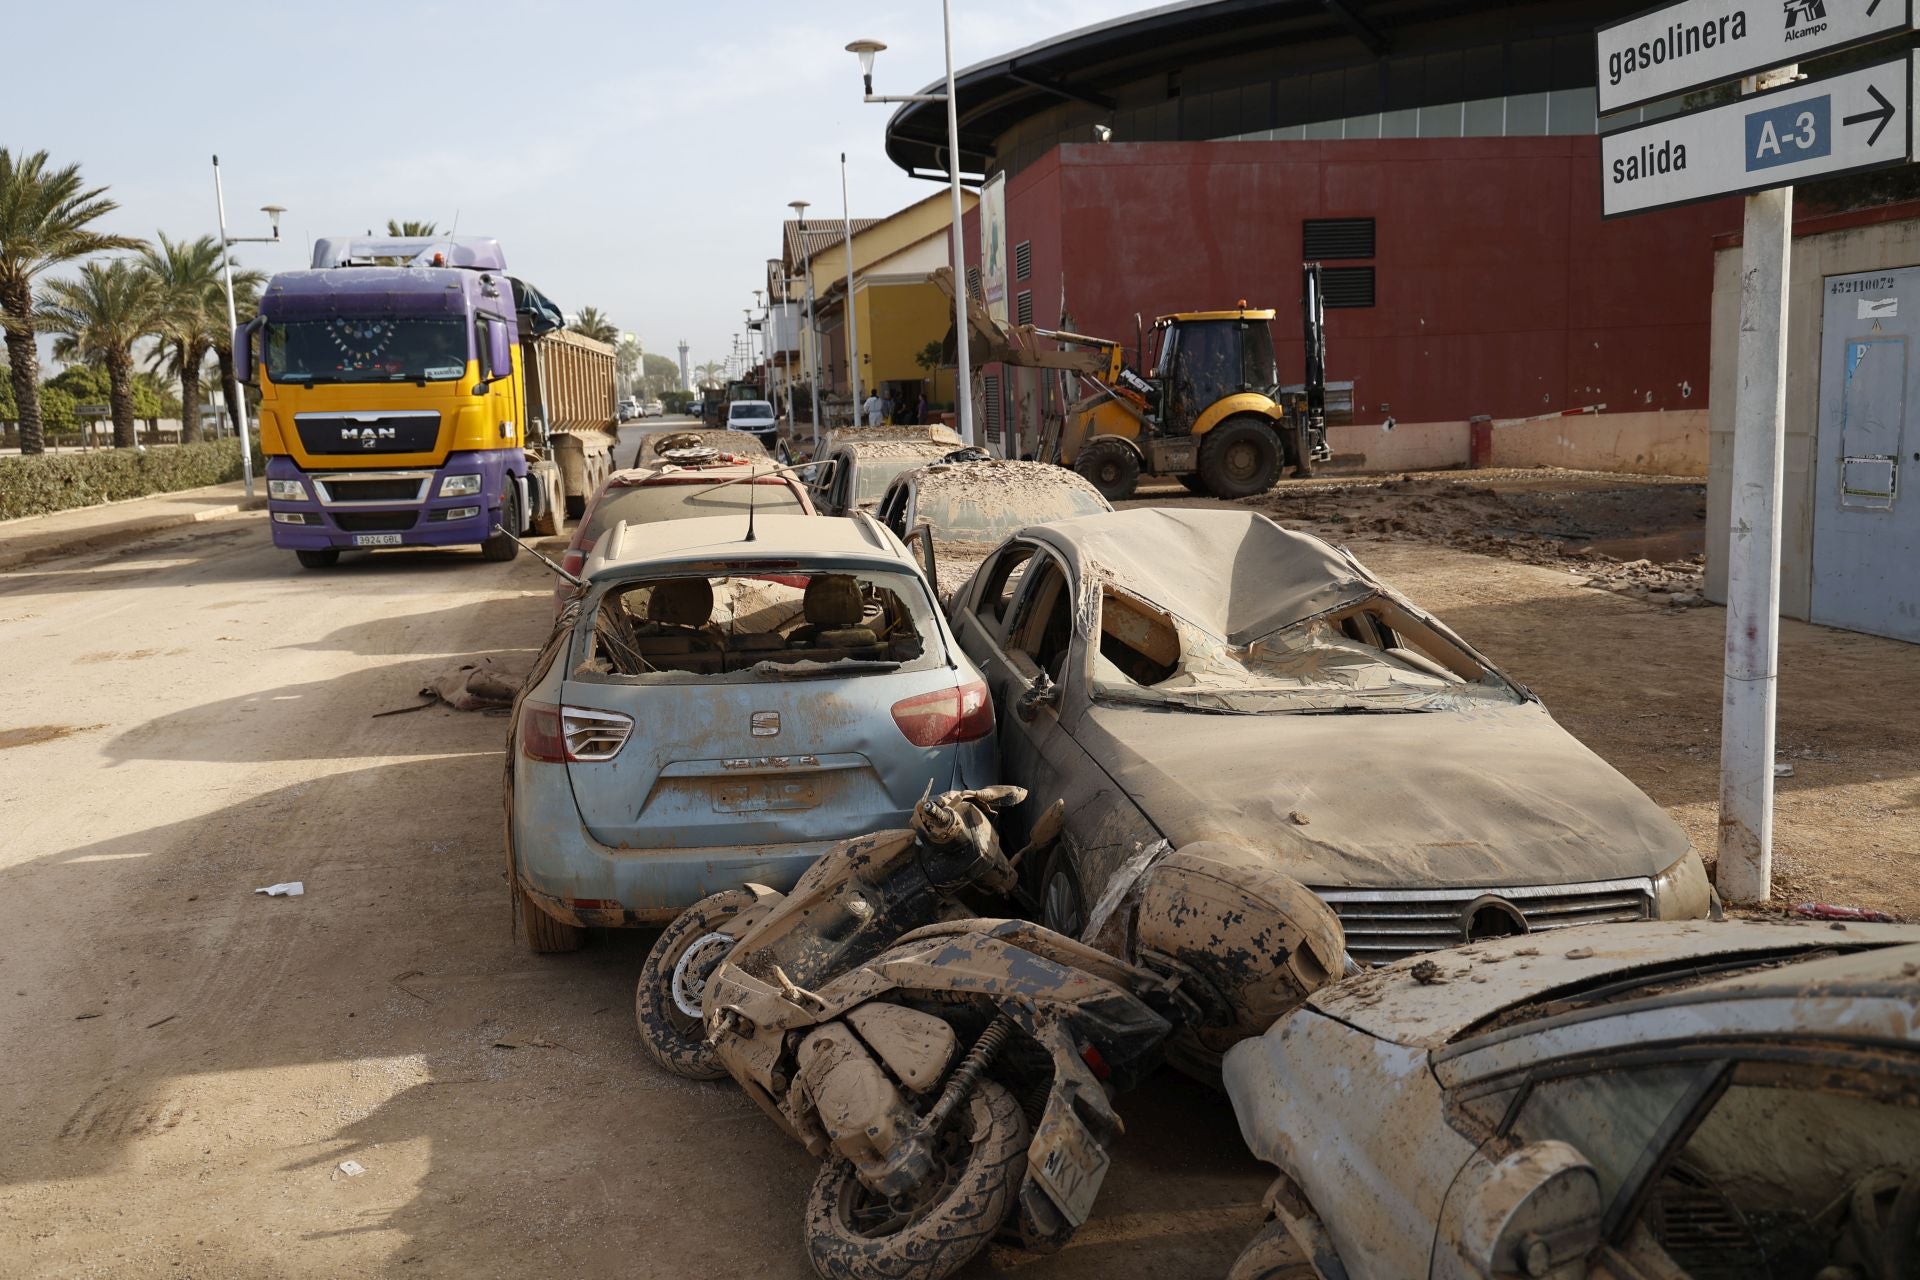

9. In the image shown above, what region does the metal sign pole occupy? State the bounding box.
[1717,67,1796,904]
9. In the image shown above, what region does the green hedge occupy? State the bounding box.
[0,441,263,522]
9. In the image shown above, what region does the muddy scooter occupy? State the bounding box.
[635,788,1181,1280]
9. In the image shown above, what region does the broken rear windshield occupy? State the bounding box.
[578,567,946,683]
[1091,589,1522,714]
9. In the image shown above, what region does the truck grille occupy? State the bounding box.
[294,412,440,455]
[333,511,418,533]
[1315,878,1654,968]
[315,476,430,504]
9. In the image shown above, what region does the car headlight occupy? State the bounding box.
[1650,849,1712,920]
[267,479,307,501]
[439,473,483,497]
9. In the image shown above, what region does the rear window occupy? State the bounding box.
[585,480,804,544]
[855,455,946,505]
[918,485,1109,543]
[578,567,947,684]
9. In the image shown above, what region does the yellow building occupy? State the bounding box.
[772,190,977,425]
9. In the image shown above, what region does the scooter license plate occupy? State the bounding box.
[1030,1106,1109,1227]
[352,533,403,547]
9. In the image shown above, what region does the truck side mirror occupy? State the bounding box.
[486,320,514,381]
[234,318,260,386]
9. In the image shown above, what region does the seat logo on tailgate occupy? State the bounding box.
[750,711,781,738]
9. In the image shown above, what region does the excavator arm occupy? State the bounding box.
[930,266,1120,376]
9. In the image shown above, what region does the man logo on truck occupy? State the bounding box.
[340,426,397,446]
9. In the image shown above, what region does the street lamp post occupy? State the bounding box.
[211,155,282,497]
[838,152,863,425]
[849,10,976,449]
[789,200,825,452]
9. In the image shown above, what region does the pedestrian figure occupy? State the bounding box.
[864,391,883,426]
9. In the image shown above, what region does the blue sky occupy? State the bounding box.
[10,0,1123,372]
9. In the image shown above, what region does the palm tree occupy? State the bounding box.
[694,360,726,389]
[570,305,619,345]
[0,150,143,453]
[141,233,259,443]
[38,260,166,449]
[385,220,437,237]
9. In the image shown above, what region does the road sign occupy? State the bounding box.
[1601,53,1912,216]
[1598,0,1912,115]
[75,403,108,418]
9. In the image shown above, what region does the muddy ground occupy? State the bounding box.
[0,463,1913,1279]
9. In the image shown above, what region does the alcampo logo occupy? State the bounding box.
[1784,0,1829,42]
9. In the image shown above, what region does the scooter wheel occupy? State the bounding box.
[634,889,755,1080]
[804,1079,1027,1280]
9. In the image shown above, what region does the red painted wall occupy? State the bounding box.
[975,139,1735,424]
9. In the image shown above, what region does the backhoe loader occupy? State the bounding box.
[934,265,1334,501]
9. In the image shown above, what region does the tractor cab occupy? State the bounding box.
[1149,308,1280,435]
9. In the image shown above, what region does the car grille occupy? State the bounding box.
[294,412,440,455]
[316,476,429,504]
[1314,878,1654,968]
[333,511,418,532]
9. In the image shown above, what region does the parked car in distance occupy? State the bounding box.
[875,456,1113,599]
[725,399,779,452]
[947,507,1711,960]
[645,399,664,417]
[812,438,959,517]
[617,397,640,421]
[508,513,997,951]
[554,446,813,617]
[1223,919,1920,1280]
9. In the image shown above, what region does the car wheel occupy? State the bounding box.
[295,548,340,569]
[520,887,584,953]
[1227,1221,1317,1280]
[1040,845,1087,939]
[1198,416,1282,499]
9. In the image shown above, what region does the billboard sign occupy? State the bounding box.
[980,173,1009,326]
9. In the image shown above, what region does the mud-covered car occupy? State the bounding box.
[628,428,770,468]
[875,457,1112,600]
[947,508,1711,964]
[508,512,996,952]
[810,427,964,516]
[1223,919,1920,1280]
[554,449,813,615]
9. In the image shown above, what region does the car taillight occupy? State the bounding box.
[561,539,591,577]
[519,702,632,762]
[561,706,632,761]
[891,680,993,747]
[519,701,566,761]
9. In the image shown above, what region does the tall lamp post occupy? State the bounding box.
[789,200,825,452]
[211,155,283,497]
[849,13,975,448]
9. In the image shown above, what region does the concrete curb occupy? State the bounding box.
[0,498,268,573]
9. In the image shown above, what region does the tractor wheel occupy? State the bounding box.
[1198,417,1282,499]
[1175,473,1208,495]
[1074,439,1140,502]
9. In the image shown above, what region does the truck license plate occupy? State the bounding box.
[352,534,403,547]
[1030,1106,1109,1226]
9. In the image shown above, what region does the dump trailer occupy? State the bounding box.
[240,236,615,566]
[933,265,1332,501]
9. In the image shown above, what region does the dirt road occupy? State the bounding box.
[0,512,1264,1278]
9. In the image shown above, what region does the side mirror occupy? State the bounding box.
[1434,1141,1602,1280]
[1015,671,1060,723]
[234,318,261,386]
[486,320,514,381]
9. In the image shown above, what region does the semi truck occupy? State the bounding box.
[238,236,616,568]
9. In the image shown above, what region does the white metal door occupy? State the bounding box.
[1812,267,1920,642]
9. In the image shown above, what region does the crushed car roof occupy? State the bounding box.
[1306,919,1920,1050]
[908,457,1107,504]
[581,513,906,578]
[1023,508,1375,644]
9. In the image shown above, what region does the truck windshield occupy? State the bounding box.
[265,317,470,384]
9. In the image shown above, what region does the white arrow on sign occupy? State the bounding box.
[1601,53,1913,217]
[1598,0,1912,116]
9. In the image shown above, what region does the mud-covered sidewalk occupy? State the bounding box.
[1130,468,1920,920]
